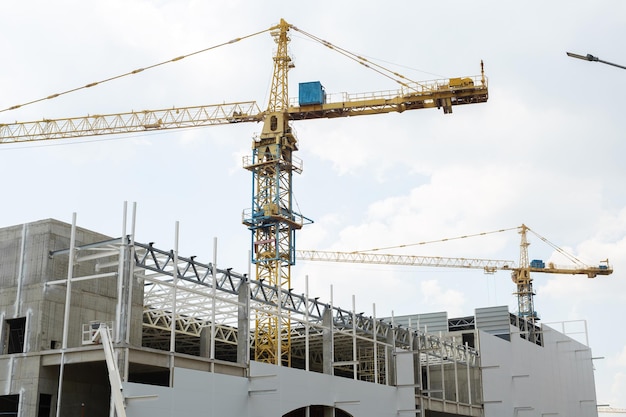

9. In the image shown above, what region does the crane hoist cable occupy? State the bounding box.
[0,27,272,114]
[292,26,431,91]
[351,225,597,270]
[351,226,519,254]
[525,226,588,267]
[2,21,468,119]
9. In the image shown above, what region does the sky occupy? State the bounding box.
[2,0,625,411]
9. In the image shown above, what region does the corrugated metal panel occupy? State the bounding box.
[475,306,510,338]
[392,311,448,333]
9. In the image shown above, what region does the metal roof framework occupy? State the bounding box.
[51,235,480,381]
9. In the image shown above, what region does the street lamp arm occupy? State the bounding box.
[566,52,626,70]
[566,52,598,61]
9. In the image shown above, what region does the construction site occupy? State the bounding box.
[0,18,616,417]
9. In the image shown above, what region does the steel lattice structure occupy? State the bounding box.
[52,235,479,363]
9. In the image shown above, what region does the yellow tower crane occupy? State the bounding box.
[296,224,612,323]
[0,18,489,365]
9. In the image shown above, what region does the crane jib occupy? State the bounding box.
[0,78,488,143]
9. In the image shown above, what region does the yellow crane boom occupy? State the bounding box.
[295,249,515,273]
[294,249,611,276]
[0,102,264,142]
[0,76,487,143]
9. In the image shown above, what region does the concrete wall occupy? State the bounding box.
[1,220,120,350]
[0,219,144,416]
[480,323,598,417]
[123,360,414,417]
[1,219,144,348]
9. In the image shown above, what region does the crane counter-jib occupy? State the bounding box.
[529,265,613,277]
[287,75,488,120]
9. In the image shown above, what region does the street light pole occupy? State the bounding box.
[566,52,626,70]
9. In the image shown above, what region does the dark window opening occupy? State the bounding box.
[495,333,511,342]
[0,394,19,417]
[462,332,475,348]
[128,363,170,387]
[5,317,26,354]
[37,394,52,417]
[426,410,469,417]
[284,405,352,417]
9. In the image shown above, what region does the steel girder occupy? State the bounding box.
[53,236,479,369]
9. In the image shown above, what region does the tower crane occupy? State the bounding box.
[0,19,489,365]
[296,224,612,323]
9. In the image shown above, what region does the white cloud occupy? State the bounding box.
[420,279,466,318]
[617,346,626,367]
[610,372,626,407]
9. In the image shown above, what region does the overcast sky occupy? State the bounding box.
[2,0,625,410]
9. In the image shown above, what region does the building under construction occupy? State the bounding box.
[0,217,599,417]
[0,18,606,417]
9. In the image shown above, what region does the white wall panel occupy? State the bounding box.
[480,323,598,417]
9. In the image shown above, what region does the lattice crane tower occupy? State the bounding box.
[241,19,304,366]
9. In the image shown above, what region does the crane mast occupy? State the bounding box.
[513,224,536,321]
[242,19,307,366]
[267,19,291,113]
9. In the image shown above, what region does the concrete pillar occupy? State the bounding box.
[116,241,133,382]
[322,306,333,375]
[200,326,212,358]
[412,333,422,392]
[237,280,250,365]
[386,325,396,386]
[117,242,133,345]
